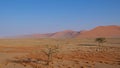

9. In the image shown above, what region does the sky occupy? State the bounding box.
[0,0,120,37]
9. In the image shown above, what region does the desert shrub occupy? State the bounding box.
[42,44,59,65]
[95,37,106,47]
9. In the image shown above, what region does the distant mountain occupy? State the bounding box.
[50,30,80,38]
[25,30,80,38]
[77,25,120,38]
[20,25,120,38]
[31,33,54,38]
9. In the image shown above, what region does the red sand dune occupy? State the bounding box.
[77,25,120,38]
[22,25,120,38]
[50,30,80,38]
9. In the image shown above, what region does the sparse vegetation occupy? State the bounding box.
[42,44,59,65]
[0,38,120,68]
[95,37,106,46]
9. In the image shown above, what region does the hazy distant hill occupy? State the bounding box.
[77,25,120,38]
[50,30,80,38]
[20,25,120,38]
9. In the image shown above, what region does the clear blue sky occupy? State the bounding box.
[0,0,120,37]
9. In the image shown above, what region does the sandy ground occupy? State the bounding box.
[0,38,120,68]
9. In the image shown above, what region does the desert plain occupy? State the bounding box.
[0,38,119,68]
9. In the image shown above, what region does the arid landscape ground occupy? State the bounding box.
[0,38,120,68]
[0,0,120,68]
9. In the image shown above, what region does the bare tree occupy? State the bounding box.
[42,44,59,65]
